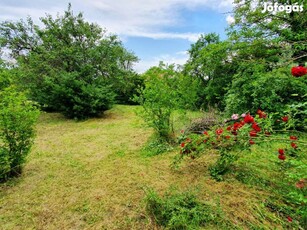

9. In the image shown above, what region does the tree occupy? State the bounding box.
[228,0,307,66]
[184,33,237,110]
[0,4,138,119]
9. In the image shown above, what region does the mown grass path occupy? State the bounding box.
[0,105,298,229]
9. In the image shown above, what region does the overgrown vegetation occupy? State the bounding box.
[145,188,228,229]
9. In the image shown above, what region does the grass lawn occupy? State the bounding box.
[0,105,306,229]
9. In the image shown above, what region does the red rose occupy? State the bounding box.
[249,130,257,137]
[216,128,223,135]
[278,149,284,155]
[278,154,286,160]
[291,66,307,77]
[244,114,254,123]
[291,142,298,149]
[281,116,289,122]
[290,136,297,140]
[233,122,243,131]
[252,122,261,132]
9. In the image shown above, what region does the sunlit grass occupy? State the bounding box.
[0,105,305,229]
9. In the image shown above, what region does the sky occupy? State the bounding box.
[0,0,235,73]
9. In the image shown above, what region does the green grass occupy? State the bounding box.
[0,105,306,229]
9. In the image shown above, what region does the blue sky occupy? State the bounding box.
[0,0,235,73]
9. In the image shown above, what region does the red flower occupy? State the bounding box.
[287,216,293,222]
[225,135,231,139]
[291,66,307,77]
[244,114,254,123]
[291,142,298,149]
[216,128,223,135]
[249,140,255,145]
[181,142,185,148]
[281,116,289,122]
[233,122,243,131]
[290,136,297,140]
[278,154,286,160]
[203,131,209,135]
[249,130,257,137]
[252,122,261,132]
[256,109,266,118]
[226,126,232,131]
[278,149,284,155]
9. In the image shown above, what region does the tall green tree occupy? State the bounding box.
[184,33,237,110]
[0,4,138,119]
[228,0,307,66]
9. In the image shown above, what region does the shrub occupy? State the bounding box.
[145,188,224,229]
[0,86,39,181]
[136,63,198,140]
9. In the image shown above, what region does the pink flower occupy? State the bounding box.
[231,114,239,120]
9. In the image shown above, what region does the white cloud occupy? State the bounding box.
[226,15,235,25]
[134,50,189,73]
[0,0,233,41]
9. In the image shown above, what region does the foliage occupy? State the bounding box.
[0,4,138,119]
[136,63,199,140]
[175,110,306,180]
[225,64,307,116]
[0,86,39,181]
[184,33,236,110]
[145,188,224,229]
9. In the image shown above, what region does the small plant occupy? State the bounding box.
[144,188,224,229]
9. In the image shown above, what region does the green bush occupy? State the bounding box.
[44,72,115,119]
[0,86,39,181]
[145,189,224,229]
[136,63,198,140]
[225,64,307,116]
